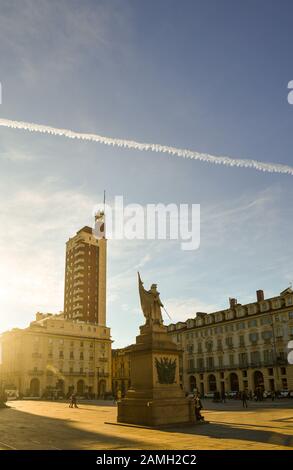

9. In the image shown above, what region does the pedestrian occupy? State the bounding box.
[241,390,248,408]
[69,393,78,408]
[194,393,204,422]
[221,390,226,403]
[271,390,275,402]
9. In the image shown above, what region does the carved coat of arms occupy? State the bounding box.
[155,356,176,384]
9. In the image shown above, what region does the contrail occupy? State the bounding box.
[0,117,292,176]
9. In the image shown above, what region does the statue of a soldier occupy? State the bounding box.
[138,272,164,325]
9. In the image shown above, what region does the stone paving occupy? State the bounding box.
[0,399,292,450]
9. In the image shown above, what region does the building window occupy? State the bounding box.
[249,332,259,344]
[248,319,257,328]
[262,330,272,341]
[70,351,74,359]
[263,349,273,363]
[282,378,288,389]
[289,311,293,319]
[260,302,269,312]
[239,353,248,366]
[278,351,286,361]
[229,355,234,366]
[59,351,64,359]
[206,341,213,352]
[80,352,84,360]
[268,368,273,376]
[187,343,194,354]
[276,327,283,338]
[226,337,233,349]
[250,351,260,364]
[207,357,214,369]
[280,367,287,375]
[197,358,204,370]
[188,358,194,370]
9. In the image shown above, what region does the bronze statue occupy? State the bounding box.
[138,272,164,325]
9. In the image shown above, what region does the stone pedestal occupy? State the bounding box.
[117,323,195,426]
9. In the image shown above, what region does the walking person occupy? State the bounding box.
[241,390,248,408]
[194,393,204,422]
[69,393,78,408]
[221,390,226,403]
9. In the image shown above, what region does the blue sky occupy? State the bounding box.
[0,0,293,347]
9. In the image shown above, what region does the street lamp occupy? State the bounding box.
[270,313,281,392]
[96,367,100,399]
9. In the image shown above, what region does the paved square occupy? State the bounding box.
[0,399,292,450]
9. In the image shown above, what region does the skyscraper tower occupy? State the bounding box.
[63,214,106,325]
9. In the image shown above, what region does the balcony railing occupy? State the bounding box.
[63,372,86,377]
[74,265,84,272]
[75,244,85,250]
[186,360,288,374]
[73,273,84,280]
[28,370,44,376]
[73,304,83,311]
[97,372,109,378]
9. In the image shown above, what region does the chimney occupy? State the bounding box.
[256,290,264,302]
[196,312,207,319]
[229,298,237,309]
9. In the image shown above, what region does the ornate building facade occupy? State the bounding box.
[0,313,112,398]
[112,347,132,397]
[167,288,293,395]
[0,217,111,399]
